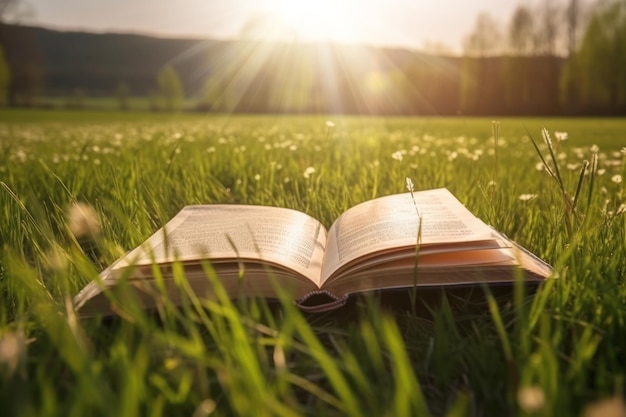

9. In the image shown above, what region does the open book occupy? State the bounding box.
[75,188,551,316]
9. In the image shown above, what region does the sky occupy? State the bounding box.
[24,0,527,53]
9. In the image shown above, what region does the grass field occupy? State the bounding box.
[1,109,625,416]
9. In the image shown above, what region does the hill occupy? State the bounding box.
[0,24,225,97]
[0,24,565,115]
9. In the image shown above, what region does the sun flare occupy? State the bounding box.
[265,0,360,43]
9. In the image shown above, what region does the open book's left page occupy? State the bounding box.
[113,205,328,286]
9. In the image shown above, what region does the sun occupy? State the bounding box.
[265,0,359,43]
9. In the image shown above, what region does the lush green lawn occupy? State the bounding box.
[0,109,625,416]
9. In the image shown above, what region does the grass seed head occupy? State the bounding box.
[583,396,626,417]
[69,202,101,240]
[517,386,545,413]
[541,128,553,148]
[406,177,414,193]
[0,330,27,377]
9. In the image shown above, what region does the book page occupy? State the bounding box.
[114,205,328,286]
[321,189,493,284]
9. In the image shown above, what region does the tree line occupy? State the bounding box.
[0,0,624,115]
[461,0,626,115]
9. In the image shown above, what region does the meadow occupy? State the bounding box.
[0,109,625,416]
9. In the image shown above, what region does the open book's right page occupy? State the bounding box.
[321,189,495,284]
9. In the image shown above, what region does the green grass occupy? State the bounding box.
[0,109,625,416]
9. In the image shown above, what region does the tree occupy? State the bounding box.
[463,12,503,57]
[114,82,130,111]
[567,0,626,111]
[534,0,562,56]
[202,76,225,112]
[509,5,535,55]
[0,0,33,23]
[566,0,581,56]
[65,88,86,109]
[1,1,40,107]
[157,65,184,112]
[0,45,9,105]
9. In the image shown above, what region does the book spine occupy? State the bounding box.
[296,290,348,313]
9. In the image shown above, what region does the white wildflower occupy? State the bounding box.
[325,120,335,128]
[289,145,297,151]
[612,175,623,184]
[554,131,568,141]
[254,174,261,181]
[590,144,600,153]
[303,166,315,179]
[519,194,538,202]
[391,151,403,161]
[448,151,458,161]
[517,386,545,413]
[597,169,606,176]
[68,202,101,239]
[206,147,216,153]
[15,149,27,163]
[535,162,545,172]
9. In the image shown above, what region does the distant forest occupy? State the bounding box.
[0,0,625,116]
